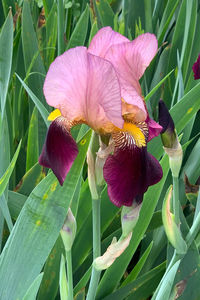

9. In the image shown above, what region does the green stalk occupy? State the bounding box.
[173,176,180,226]
[152,251,182,300]
[86,198,101,300]
[57,0,65,55]
[186,211,200,248]
[66,250,73,300]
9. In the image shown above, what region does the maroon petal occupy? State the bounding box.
[192,54,200,80]
[103,147,163,207]
[146,116,162,141]
[39,118,78,185]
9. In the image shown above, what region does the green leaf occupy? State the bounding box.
[59,254,68,300]
[22,273,43,300]
[102,262,166,300]
[22,0,46,104]
[37,235,65,300]
[153,261,181,300]
[15,163,45,197]
[74,267,91,295]
[0,140,21,197]
[182,138,200,184]
[7,191,27,220]
[121,241,153,287]
[123,0,145,38]
[67,5,89,49]
[0,130,91,300]
[96,0,115,28]
[26,107,39,172]
[0,10,13,116]
[145,69,174,102]
[45,3,58,68]
[57,0,65,55]
[157,0,179,45]
[0,193,13,232]
[16,74,49,127]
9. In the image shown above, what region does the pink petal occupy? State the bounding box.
[88,26,129,58]
[39,118,78,185]
[147,117,163,141]
[43,47,123,130]
[103,146,163,207]
[105,33,158,120]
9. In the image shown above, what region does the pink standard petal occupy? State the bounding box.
[146,117,163,141]
[88,26,129,58]
[103,147,163,207]
[43,46,123,130]
[105,33,158,119]
[39,118,78,185]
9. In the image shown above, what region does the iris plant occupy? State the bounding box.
[39,27,163,207]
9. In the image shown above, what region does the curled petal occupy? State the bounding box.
[105,33,158,120]
[103,146,163,207]
[88,26,129,58]
[146,116,163,141]
[43,47,123,130]
[39,118,78,185]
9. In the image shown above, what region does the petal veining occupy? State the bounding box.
[88,26,129,58]
[105,33,158,119]
[43,46,123,131]
[103,146,163,207]
[39,117,78,185]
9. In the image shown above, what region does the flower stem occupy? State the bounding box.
[66,250,73,300]
[86,198,101,300]
[173,176,180,226]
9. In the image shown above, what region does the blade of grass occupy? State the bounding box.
[0,10,13,117]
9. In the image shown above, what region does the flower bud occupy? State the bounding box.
[60,208,76,252]
[162,186,187,254]
[159,100,183,177]
[93,233,132,270]
[121,202,142,238]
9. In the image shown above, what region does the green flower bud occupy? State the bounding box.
[121,202,142,238]
[60,208,76,252]
[162,186,187,254]
[159,100,183,177]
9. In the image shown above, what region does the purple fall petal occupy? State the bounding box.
[39,118,78,185]
[192,54,200,80]
[103,147,163,207]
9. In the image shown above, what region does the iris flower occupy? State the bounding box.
[39,27,163,207]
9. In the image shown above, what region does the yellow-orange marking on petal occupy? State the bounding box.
[123,123,146,147]
[48,109,61,121]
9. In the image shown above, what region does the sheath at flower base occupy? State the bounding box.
[39,27,163,207]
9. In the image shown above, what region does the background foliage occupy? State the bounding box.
[0,0,200,299]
